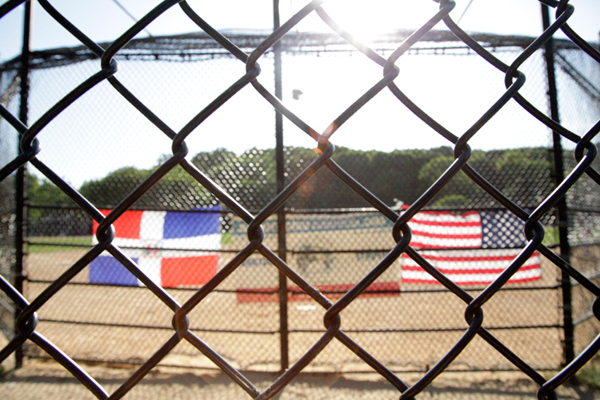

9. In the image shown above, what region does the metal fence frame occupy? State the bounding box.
[1,0,600,398]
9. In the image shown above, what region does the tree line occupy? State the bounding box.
[25,145,559,236]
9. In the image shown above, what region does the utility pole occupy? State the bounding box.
[273,0,289,372]
[15,0,33,369]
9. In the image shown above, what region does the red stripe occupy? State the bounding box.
[411,230,481,240]
[410,210,479,217]
[236,282,400,303]
[402,263,541,274]
[404,252,539,263]
[408,242,477,249]
[410,220,480,227]
[402,276,541,285]
[92,209,143,239]
[160,255,218,287]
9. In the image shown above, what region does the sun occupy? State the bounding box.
[317,0,440,43]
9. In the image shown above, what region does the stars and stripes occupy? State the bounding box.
[401,209,541,285]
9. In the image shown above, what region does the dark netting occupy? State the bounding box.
[554,34,600,368]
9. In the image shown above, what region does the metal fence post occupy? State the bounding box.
[541,4,575,366]
[14,0,32,369]
[273,0,290,372]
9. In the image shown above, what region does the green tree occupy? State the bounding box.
[26,173,88,236]
[80,165,213,210]
[26,172,73,221]
[494,148,552,207]
[76,145,557,214]
[26,172,72,206]
[418,155,477,207]
[193,148,276,210]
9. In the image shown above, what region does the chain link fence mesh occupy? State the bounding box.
[1,0,600,398]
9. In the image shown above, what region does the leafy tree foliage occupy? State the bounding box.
[191,148,276,211]
[79,165,214,210]
[64,145,555,212]
[26,173,87,236]
[26,172,71,207]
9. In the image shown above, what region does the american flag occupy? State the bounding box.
[400,209,541,285]
[90,207,221,288]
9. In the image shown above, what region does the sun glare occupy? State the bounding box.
[318,0,441,43]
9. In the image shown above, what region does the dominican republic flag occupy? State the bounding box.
[401,209,541,285]
[90,207,221,287]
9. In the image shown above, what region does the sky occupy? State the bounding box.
[0,0,598,61]
[1,0,599,188]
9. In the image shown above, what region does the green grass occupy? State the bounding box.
[221,232,233,244]
[22,225,562,254]
[542,226,559,247]
[26,236,92,253]
[576,362,600,389]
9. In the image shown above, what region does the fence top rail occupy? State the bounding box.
[26,202,561,215]
[0,28,583,72]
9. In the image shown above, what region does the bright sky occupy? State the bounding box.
[1,0,599,188]
[0,0,598,60]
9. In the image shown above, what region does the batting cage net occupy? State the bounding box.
[1,0,600,399]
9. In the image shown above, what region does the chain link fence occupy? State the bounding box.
[1,0,600,398]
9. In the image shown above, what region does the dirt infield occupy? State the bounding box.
[1,360,599,400]
[23,247,564,374]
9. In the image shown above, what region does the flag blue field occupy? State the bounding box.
[90,207,221,287]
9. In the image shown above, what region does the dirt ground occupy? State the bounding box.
[4,246,597,398]
[23,249,565,373]
[1,359,599,399]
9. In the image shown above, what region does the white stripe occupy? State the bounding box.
[400,270,440,282]
[158,234,222,251]
[410,224,482,236]
[402,254,540,271]
[97,248,218,259]
[103,233,221,251]
[139,211,166,241]
[402,259,538,271]
[512,268,542,279]
[96,249,144,258]
[416,249,534,257]
[409,211,482,248]
[411,212,481,223]
[105,237,146,249]
[403,249,539,259]
[144,249,219,257]
[402,268,541,283]
[137,257,162,287]
[411,237,482,248]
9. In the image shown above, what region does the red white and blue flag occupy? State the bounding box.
[401,210,541,285]
[90,207,220,287]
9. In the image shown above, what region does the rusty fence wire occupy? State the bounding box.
[1,0,600,399]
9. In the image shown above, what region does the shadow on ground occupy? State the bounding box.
[1,361,599,399]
